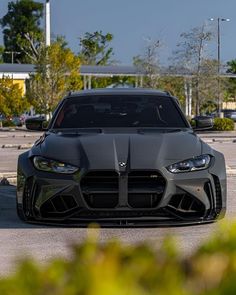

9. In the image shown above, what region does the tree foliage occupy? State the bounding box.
[133,38,161,88]
[172,25,215,115]
[0,46,4,63]
[89,76,136,89]
[0,0,44,63]
[0,77,29,116]
[197,59,218,113]
[174,26,212,71]
[158,76,185,106]
[27,39,83,115]
[225,59,236,100]
[79,31,114,65]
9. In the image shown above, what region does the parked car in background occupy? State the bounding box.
[222,109,236,122]
[12,116,24,127]
[192,115,214,129]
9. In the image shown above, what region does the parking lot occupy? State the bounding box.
[0,129,236,275]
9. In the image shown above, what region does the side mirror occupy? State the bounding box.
[191,116,213,131]
[25,117,47,131]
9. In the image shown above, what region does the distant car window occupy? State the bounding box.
[53,95,187,128]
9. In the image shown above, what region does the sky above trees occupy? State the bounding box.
[0,0,235,65]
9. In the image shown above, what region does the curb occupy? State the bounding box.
[201,138,236,144]
[7,178,17,185]
[197,131,236,134]
[0,173,17,185]
[2,144,33,149]
[0,172,17,178]
[0,127,41,132]
[0,134,37,138]
[226,170,236,176]
[200,135,236,138]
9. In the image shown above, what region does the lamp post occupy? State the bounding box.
[45,0,51,46]
[210,17,230,115]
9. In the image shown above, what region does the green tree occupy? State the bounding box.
[90,76,136,89]
[1,0,44,63]
[172,25,214,115]
[226,59,236,100]
[79,31,114,65]
[133,38,162,88]
[198,58,218,113]
[27,39,83,115]
[158,76,185,106]
[0,46,4,63]
[0,77,29,116]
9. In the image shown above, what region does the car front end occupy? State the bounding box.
[17,131,226,226]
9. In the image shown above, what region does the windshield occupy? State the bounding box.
[52,95,188,129]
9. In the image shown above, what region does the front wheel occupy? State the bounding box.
[16,202,28,222]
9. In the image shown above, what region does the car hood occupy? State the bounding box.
[31,130,204,170]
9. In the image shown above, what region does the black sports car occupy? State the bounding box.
[17,88,226,226]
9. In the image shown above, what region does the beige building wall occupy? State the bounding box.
[222,102,236,110]
[12,79,26,96]
[0,73,29,96]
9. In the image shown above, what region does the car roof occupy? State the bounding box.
[66,88,173,98]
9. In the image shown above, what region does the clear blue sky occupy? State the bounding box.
[0,0,235,65]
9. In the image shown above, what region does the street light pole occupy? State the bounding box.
[217,18,220,82]
[45,0,51,46]
[210,17,230,115]
[217,17,221,115]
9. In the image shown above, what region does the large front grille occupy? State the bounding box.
[128,171,165,208]
[80,170,166,209]
[80,171,119,208]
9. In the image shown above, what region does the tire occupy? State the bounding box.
[16,201,28,222]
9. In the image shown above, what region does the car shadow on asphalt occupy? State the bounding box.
[0,185,48,229]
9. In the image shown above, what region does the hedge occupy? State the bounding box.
[213,118,234,131]
[1,120,15,127]
[1,222,236,294]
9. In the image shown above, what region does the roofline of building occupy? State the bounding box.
[0,63,236,78]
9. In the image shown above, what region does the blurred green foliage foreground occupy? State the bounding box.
[2,223,236,294]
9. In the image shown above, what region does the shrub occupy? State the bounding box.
[2,119,15,127]
[187,116,196,128]
[213,117,234,131]
[1,223,236,294]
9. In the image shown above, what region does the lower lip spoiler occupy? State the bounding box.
[26,216,216,228]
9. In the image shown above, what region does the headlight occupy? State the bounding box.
[167,155,211,173]
[33,156,79,174]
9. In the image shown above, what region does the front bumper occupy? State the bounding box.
[17,156,226,226]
